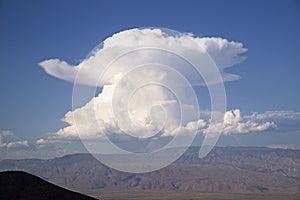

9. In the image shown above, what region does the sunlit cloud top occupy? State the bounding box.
[39,28,247,87]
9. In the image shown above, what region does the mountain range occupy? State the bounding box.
[0,146,299,197]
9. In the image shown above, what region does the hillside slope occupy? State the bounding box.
[0,171,97,200]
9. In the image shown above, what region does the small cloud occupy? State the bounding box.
[222,109,277,135]
[1,130,14,137]
[6,141,29,148]
[0,130,30,149]
[36,138,54,145]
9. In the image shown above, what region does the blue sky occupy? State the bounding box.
[0,0,300,158]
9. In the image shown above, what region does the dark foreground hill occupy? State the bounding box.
[0,146,300,196]
[0,171,97,200]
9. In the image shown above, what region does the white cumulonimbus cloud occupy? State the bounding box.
[38,28,276,143]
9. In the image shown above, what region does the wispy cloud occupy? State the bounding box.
[267,144,296,150]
